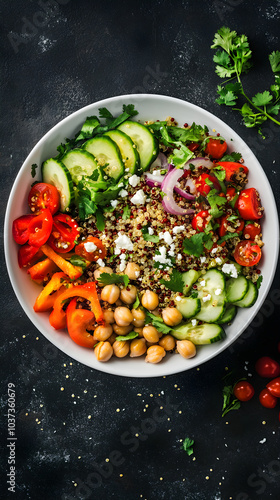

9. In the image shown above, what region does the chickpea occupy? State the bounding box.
[130,338,147,357]
[93,323,113,341]
[103,309,115,324]
[113,340,130,358]
[142,325,160,343]
[101,284,120,304]
[93,267,113,285]
[132,308,146,327]
[145,345,166,364]
[159,334,176,351]
[112,324,133,335]
[134,327,144,338]
[94,341,113,362]
[114,307,134,326]
[162,307,183,326]
[124,262,141,280]
[176,340,196,359]
[141,290,159,310]
[120,285,137,305]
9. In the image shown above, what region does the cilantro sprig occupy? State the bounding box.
[145,311,172,334]
[182,438,195,456]
[97,272,130,288]
[160,269,184,293]
[211,27,280,136]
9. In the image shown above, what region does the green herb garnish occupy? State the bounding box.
[97,273,130,288]
[182,438,194,456]
[160,269,184,293]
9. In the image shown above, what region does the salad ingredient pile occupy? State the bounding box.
[12,105,264,364]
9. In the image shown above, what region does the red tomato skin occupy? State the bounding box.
[243,222,261,240]
[191,210,210,232]
[12,214,36,245]
[28,182,60,215]
[217,161,249,183]
[259,388,278,408]
[195,173,220,197]
[188,142,200,152]
[266,377,280,398]
[233,381,255,402]
[255,357,280,378]
[47,213,79,253]
[233,240,262,267]
[75,236,107,262]
[18,244,41,268]
[205,138,227,159]
[28,209,53,247]
[237,188,263,220]
[226,187,239,208]
[219,214,244,238]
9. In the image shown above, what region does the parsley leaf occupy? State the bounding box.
[256,275,263,290]
[122,205,131,220]
[207,188,227,218]
[183,233,205,258]
[269,50,280,74]
[141,226,159,243]
[217,232,239,244]
[115,331,139,342]
[145,311,172,334]
[182,438,194,456]
[252,91,273,107]
[69,255,87,271]
[97,273,130,288]
[220,152,242,162]
[132,295,140,309]
[95,209,106,231]
[160,269,184,293]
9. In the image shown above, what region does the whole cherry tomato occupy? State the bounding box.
[75,235,106,262]
[237,188,263,220]
[266,377,280,398]
[28,182,60,215]
[233,239,262,267]
[191,210,210,232]
[259,388,278,408]
[255,357,280,378]
[243,222,261,240]
[205,138,227,159]
[233,381,255,402]
[12,214,36,245]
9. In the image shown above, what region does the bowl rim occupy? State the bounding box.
[4,93,280,377]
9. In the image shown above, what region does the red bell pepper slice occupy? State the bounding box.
[66,298,98,348]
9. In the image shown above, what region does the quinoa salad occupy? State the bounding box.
[12,104,264,365]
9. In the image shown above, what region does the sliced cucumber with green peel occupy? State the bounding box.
[42,158,74,212]
[83,136,124,180]
[217,304,237,324]
[175,296,201,319]
[171,322,225,344]
[117,120,159,171]
[182,269,201,296]
[61,149,98,184]
[104,129,140,174]
[226,275,249,303]
[194,269,226,323]
[233,280,258,308]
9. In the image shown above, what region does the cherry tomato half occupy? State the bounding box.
[266,377,280,398]
[219,214,244,238]
[243,222,261,240]
[205,138,227,159]
[28,182,60,215]
[12,214,36,245]
[255,357,280,378]
[259,388,278,408]
[233,240,262,267]
[192,210,211,232]
[28,209,53,247]
[237,188,263,220]
[47,213,79,253]
[233,381,255,402]
[188,142,200,152]
[75,236,106,262]
[195,173,220,197]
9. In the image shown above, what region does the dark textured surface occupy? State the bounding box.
[1,1,280,499]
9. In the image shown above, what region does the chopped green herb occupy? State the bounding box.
[115,331,139,342]
[183,233,205,258]
[182,438,194,456]
[122,205,131,220]
[97,273,130,288]
[69,255,87,271]
[141,225,160,243]
[145,311,172,334]
[217,232,239,245]
[256,275,263,289]
[31,163,38,178]
[132,295,140,309]
[160,269,184,293]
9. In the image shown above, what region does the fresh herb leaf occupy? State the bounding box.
[217,232,239,244]
[141,225,159,243]
[69,255,87,271]
[95,209,106,231]
[256,275,263,290]
[122,205,131,220]
[115,331,139,342]
[97,273,130,288]
[269,50,280,74]
[183,233,205,258]
[132,295,140,309]
[145,311,172,334]
[160,269,184,293]
[182,438,194,456]
[220,152,242,162]
[207,188,227,218]
[31,163,38,178]
[252,91,273,107]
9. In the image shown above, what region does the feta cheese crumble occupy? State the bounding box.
[159,231,173,245]
[131,189,146,205]
[172,225,185,235]
[84,241,97,253]
[153,246,173,267]
[119,189,128,198]
[202,294,211,302]
[114,233,134,254]
[96,258,105,267]
[128,174,141,187]
[222,263,238,278]
[110,199,119,208]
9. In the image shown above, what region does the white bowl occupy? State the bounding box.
[4,94,279,377]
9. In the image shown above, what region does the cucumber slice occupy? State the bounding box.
[175,296,201,319]
[171,322,225,344]
[61,149,98,184]
[217,304,237,324]
[42,158,74,212]
[104,130,140,175]
[226,275,249,303]
[233,280,258,308]
[117,120,159,171]
[194,269,226,323]
[83,136,124,181]
[182,269,201,296]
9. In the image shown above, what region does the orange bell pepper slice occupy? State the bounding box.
[66,298,98,348]
[41,244,83,280]
[33,272,70,312]
[28,258,59,281]
[49,281,104,330]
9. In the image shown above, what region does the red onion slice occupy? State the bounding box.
[145,171,165,188]
[185,157,214,169]
[161,168,195,216]
[174,185,195,200]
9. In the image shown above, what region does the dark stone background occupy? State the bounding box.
[1,1,280,499]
